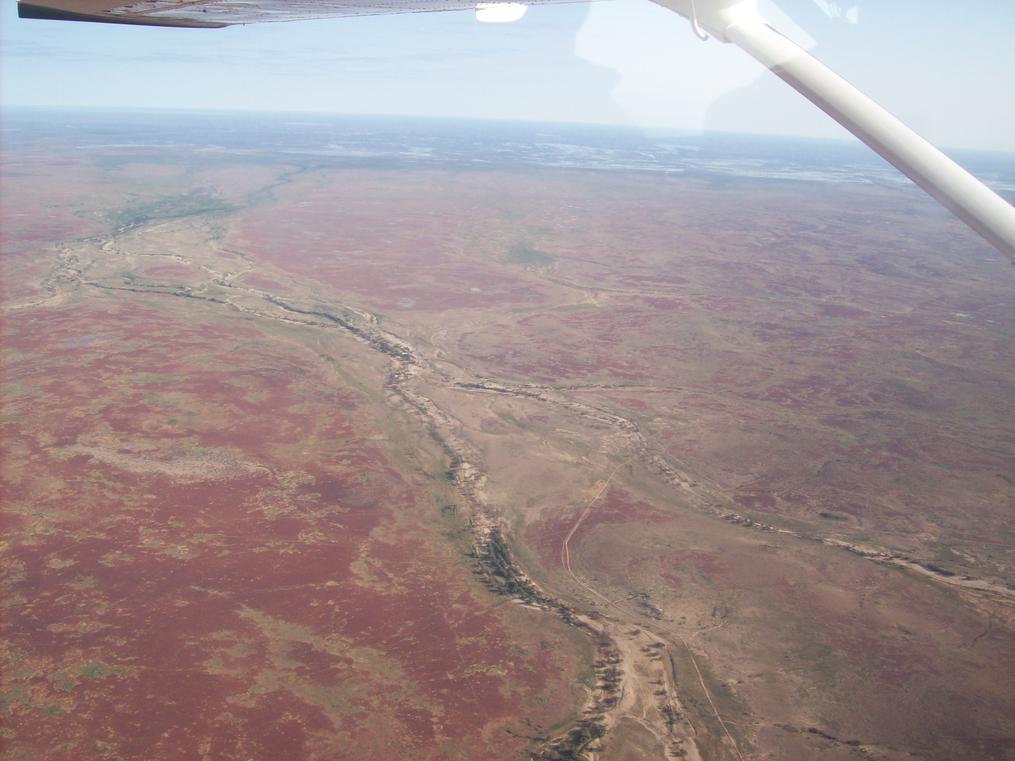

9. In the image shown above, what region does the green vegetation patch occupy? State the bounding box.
[0,686,31,714]
[70,575,96,590]
[507,240,555,266]
[109,188,234,230]
[464,663,508,676]
[79,661,131,681]
[181,443,206,457]
[48,662,135,692]
[44,446,73,462]
[435,499,472,553]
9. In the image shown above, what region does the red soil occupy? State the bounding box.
[2,299,580,760]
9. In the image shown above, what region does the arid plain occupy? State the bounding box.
[3,116,1015,761]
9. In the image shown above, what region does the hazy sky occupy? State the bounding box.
[2,0,1013,151]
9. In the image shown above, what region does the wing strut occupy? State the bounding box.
[654,0,1015,262]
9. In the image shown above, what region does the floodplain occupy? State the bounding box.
[2,111,1014,760]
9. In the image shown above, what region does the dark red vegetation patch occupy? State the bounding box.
[1,300,580,760]
[225,175,553,313]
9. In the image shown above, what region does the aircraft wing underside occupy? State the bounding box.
[16,0,579,28]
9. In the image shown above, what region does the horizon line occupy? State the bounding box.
[2,104,1013,158]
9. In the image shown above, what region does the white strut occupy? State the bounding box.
[652,0,1015,262]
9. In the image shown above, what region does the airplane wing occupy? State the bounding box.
[14,0,576,28]
[16,0,1015,260]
